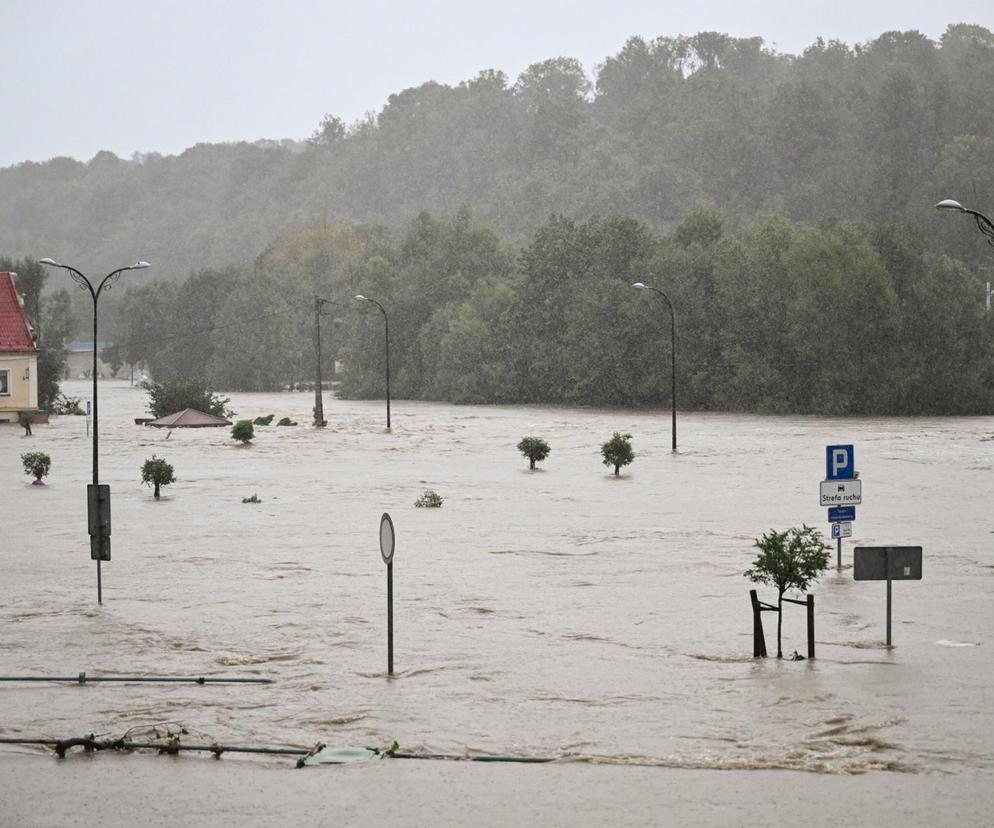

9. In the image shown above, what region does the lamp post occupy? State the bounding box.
[935,199,994,312]
[632,282,677,452]
[39,257,150,603]
[354,294,391,429]
[313,296,343,427]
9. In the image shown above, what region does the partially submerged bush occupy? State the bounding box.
[253,414,275,426]
[141,455,176,499]
[601,432,635,476]
[277,417,297,426]
[242,494,262,503]
[414,489,444,508]
[231,420,255,444]
[21,451,51,483]
[517,436,551,470]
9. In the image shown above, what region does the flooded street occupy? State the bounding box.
[2,379,993,823]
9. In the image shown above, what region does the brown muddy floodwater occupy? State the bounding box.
[2,379,993,823]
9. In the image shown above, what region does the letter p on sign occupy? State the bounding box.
[826,444,854,480]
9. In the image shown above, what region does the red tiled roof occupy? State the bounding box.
[0,272,38,352]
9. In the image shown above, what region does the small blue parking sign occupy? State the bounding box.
[826,444,854,480]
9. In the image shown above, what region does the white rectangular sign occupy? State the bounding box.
[831,521,853,539]
[820,479,862,506]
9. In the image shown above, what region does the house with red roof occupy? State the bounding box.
[0,271,39,421]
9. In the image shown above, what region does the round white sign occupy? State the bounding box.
[379,513,395,564]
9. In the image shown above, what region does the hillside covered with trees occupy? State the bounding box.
[3,25,994,415]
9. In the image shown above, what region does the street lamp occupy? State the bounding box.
[354,294,391,430]
[632,281,677,452]
[935,199,994,312]
[39,257,150,603]
[313,296,343,427]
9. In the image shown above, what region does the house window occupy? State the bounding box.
[0,369,9,395]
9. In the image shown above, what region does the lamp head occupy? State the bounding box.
[38,257,61,267]
[354,294,367,301]
[935,199,966,212]
[131,261,151,270]
[632,282,647,290]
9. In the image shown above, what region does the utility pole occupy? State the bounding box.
[314,297,328,427]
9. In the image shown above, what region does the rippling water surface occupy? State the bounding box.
[2,380,993,782]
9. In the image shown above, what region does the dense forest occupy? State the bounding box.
[3,25,994,414]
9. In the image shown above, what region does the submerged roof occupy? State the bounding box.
[148,408,232,428]
[0,272,38,353]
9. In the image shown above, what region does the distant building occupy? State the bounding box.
[66,341,115,379]
[0,272,39,421]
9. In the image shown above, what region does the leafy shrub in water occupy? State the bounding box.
[517,436,550,470]
[601,432,634,476]
[231,420,255,443]
[745,525,830,659]
[141,455,176,499]
[277,417,297,426]
[414,489,444,508]
[253,414,275,425]
[21,451,51,482]
[242,494,262,503]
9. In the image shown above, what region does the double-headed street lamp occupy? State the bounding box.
[354,294,391,430]
[39,257,150,603]
[935,199,994,312]
[632,282,677,452]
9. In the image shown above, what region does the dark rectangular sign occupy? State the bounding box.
[87,484,111,537]
[853,546,922,581]
[828,506,856,523]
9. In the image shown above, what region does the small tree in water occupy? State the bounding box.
[231,420,255,444]
[517,436,550,470]
[141,455,176,499]
[21,451,51,484]
[745,525,830,658]
[601,432,634,476]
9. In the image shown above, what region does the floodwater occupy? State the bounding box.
[2,379,993,821]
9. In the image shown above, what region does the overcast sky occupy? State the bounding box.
[2,0,992,169]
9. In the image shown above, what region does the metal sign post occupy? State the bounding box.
[854,546,923,647]
[379,513,396,675]
[823,444,858,568]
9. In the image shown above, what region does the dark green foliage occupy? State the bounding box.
[253,414,275,425]
[17,411,33,434]
[242,494,262,503]
[276,417,297,426]
[141,455,176,499]
[517,436,551,469]
[601,432,635,476]
[145,380,232,419]
[231,420,254,443]
[745,525,830,658]
[21,451,51,481]
[414,489,444,508]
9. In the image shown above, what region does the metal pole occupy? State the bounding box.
[314,297,325,427]
[91,293,101,603]
[837,537,842,569]
[387,560,394,674]
[749,589,766,658]
[806,594,815,659]
[668,298,676,451]
[383,310,391,430]
[886,547,892,647]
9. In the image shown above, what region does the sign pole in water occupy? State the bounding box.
[379,513,396,675]
[824,444,857,569]
[854,546,923,647]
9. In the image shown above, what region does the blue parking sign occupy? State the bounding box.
[826,444,854,480]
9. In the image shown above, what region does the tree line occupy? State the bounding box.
[101,207,994,416]
[2,26,994,280]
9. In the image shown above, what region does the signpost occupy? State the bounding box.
[379,513,395,675]
[823,444,858,568]
[854,546,923,647]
